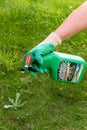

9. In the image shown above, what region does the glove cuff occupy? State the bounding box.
[42,32,62,46]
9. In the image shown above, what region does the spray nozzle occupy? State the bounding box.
[21,54,37,73]
[28,66,37,72]
[21,67,37,73]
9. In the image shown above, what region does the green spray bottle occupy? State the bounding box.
[21,52,86,84]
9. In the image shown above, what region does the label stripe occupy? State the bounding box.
[25,55,32,67]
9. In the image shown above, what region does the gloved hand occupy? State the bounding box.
[21,32,61,76]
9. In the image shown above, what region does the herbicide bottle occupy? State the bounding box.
[21,52,86,84]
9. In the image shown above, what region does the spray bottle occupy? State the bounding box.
[21,51,86,84]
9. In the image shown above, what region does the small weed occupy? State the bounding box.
[4,93,26,109]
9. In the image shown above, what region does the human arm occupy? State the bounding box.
[21,1,87,75]
[55,1,87,41]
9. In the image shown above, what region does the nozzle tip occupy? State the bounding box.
[21,71,24,73]
[21,68,25,73]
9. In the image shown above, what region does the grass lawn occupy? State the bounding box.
[0,0,87,130]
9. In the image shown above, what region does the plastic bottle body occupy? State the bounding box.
[41,52,86,84]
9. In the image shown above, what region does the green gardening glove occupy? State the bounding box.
[21,42,55,76]
[21,32,61,76]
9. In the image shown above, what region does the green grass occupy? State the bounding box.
[0,0,87,130]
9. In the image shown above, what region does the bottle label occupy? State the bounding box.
[57,61,83,82]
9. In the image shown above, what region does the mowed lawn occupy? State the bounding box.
[0,0,87,130]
